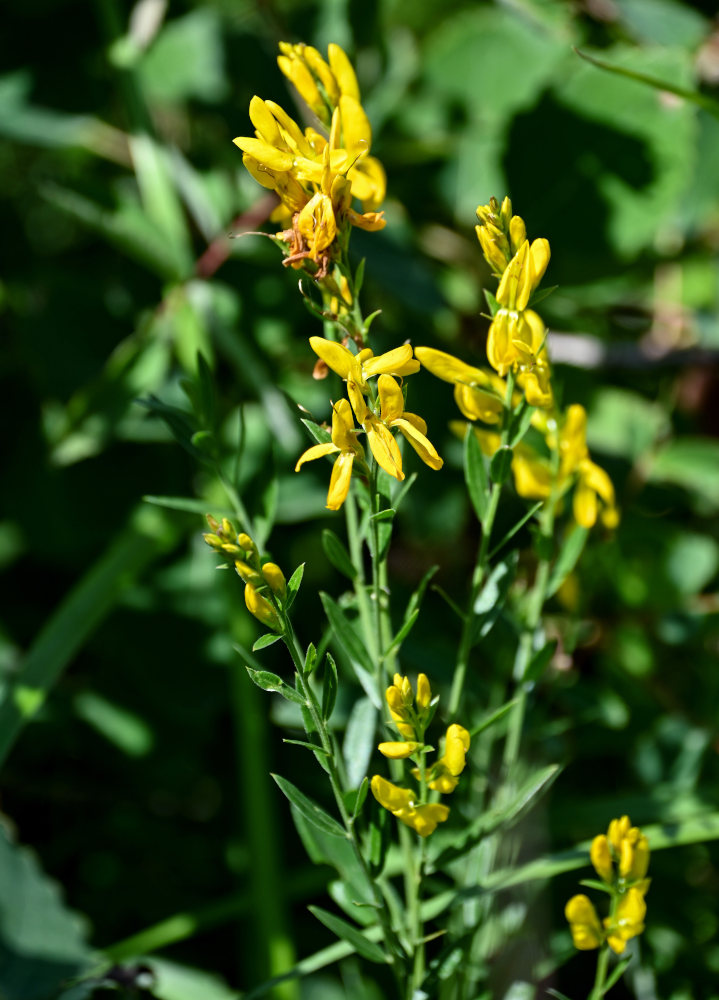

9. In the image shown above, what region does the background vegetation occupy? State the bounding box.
[2,0,719,998]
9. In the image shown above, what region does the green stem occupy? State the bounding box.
[281,621,406,970]
[448,372,516,718]
[344,491,378,663]
[589,945,611,1000]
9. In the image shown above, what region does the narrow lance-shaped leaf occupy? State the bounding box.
[272,774,347,839]
[464,425,490,524]
[322,529,357,580]
[308,906,388,965]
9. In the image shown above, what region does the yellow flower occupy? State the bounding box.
[415,346,506,425]
[370,775,449,838]
[376,374,443,471]
[295,398,365,510]
[424,724,471,794]
[495,239,551,313]
[415,673,432,712]
[590,834,613,884]
[559,406,618,529]
[565,894,603,950]
[261,562,286,599]
[378,741,420,759]
[310,337,419,394]
[604,887,647,954]
[511,443,553,501]
[385,674,416,738]
[245,582,281,631]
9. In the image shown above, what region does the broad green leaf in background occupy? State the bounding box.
[0,827,93,1000]
[647,437,719,511]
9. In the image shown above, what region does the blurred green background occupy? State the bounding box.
[2,0,719,997]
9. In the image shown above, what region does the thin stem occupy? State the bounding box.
[280,620,406,970]
[448,372,516,718]
[344,490,378,663]
[589,945,611,1000]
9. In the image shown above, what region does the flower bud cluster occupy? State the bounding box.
[475,197,552,408]
[370,675,470,838]
[566,814,650,955]
[203,516,286,631]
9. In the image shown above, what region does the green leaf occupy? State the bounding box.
[301,418,332,446]
[304,642,319,676]
[575,46,719,119]
[137,9,229,104]
[272,775,347,839]
[322,653,338,722]
[490,446,513,485]
[469,699,518,739]
[0,826,93,1000]
[464,426,490,524]
[322,529,357,580]
[508,403,536,449]
[547,525,588,597]
[252,633,282,651]
[320,593,374,675]
[578,878,612,894]
[647,437,719,511]
[282,739,330,757]
[405,565,439,623]
[603,955,633,991]
[488,502,543,560]
[0,506,178,767]
[429,764,561,869]
[472,554,517,640]
[483,288,500,317]
[245,667,305,705]
[145,957,240,1000]
[369,508,395,522]
[351,777,369,822]
[285,563,305,610]
[143,495,236,517]
[73,691,154,758]
[384,609,419,657]
[546,990,575,1000]
[343,697,377,787]
[523,640,558,683]
[308,907,388,965]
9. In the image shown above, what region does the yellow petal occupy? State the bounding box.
[378,741,419,759]
[309,337,354,379]
[233,137,294,171]
[454,383,503,424]
[295,441,338,471]
[512,446,553,500]
[416,674,431,710]
[262,562,286,598]
[241,153,279,191]
[326,451,355,510]
[248,96,283,146]
[377,374,405,423]
[264,100,312,156]
[370,774,413,813]
[443,724,470,775]
[328,43,360,101]
[244,583,281,630]
[339,94,372,156]
[415,346,486,386]
[590,834,613,883]
[402,803,449,838]
[565,894,603,951]
[496,241,528,310]
[331,397,358,451]
[348,156,386,211]
[366,417,404,481]
[303,45,340,105]
[347,207,386,231]
[393,417,443,471]
[573,480,597,529]
[363,344,420,379]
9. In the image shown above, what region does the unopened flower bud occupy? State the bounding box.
[262,562,287,598]
[245,583,281,630]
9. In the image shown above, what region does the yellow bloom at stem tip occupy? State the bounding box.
[370,775,449,838]
[295,398,365,510]
[605,887,647,954]
[565,895,603,950]
[423,724,471,794]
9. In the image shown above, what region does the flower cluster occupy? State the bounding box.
[370,674,470,838]
[416,196,619,531]
[203,517,286,631]
[476,196,552,409]
[234,42,385,278]
[566,815,650,955]
[295,338,443,510]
